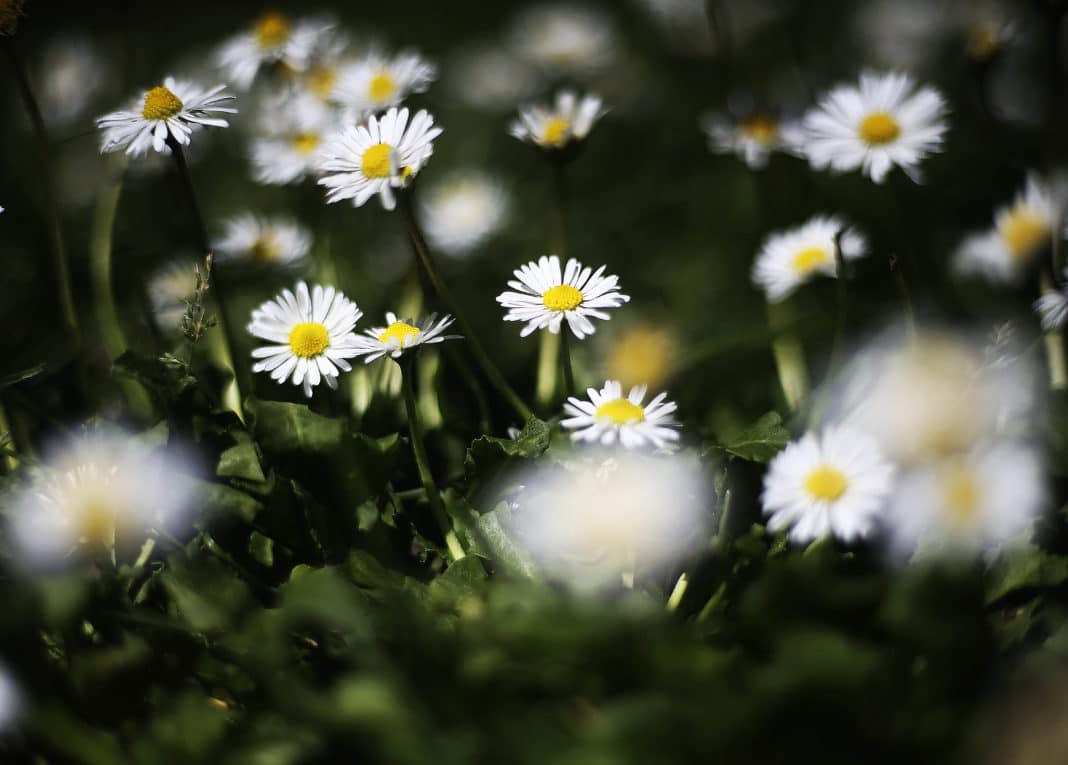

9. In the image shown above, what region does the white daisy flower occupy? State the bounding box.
[350,312,459,364]
[700,110,803,169]
[214,213,311,268]
[562,380,680,449]
[148,258,197,334]
[798,71,948,184]
[752,215,868,302]
[762,426,895,544]
[509,3,618,74]
[10,432,199,566]
[888,443,1045,556]
[334,49,436,118]
[509,90,606,150]
[36,36,113,129]
[497,255,629,339]
[249,89,335,186]
[96,76,236,157]
[216,12,332,90]
[247,282,364,397]
[1035,281,1068,331]
[317,107,442,211]
[418,171,510,256]
[963,5,1017,62]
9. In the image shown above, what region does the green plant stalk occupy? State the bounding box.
[399,359,466,563]
[666,572,689,612]
[559,328,576,396]
[0,399,19,472]
[535,329,561,408]
[766,299,808,412]
[398,194,532,422]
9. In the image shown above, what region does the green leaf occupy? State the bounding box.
[464,416,551,492]
[112,350,198,402]
[217,438,266,483]
[708,411,790,463]
[985,545,1068,605]
[475,502,539,579]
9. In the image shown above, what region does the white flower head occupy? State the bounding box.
[509,3,619,73]
[510,450,710,591]
[798,71,948,184]
[334,48,436,118]
[148,258,198,334]
[10,432,199,566]
[96,76,236,157]
[762,426,895,544]
[445,43,538,111]
[351,313,460,364]
[36,36,113,128]
[563,380,680,449]
[1035,279,1068,331]
[497,255,630,339]
[317,107,442,210]
[752,215,868,302]
[214,213,311,268]
[700,110,803,169]
[418,171,510,256]
[216,12,334,90]
[247,282,364,397]
[510,90,606,150]
[249,88,336,185]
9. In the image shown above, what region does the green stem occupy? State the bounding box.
[551,162,569,259]
[535,323,561,408]
[560,328,576,396]
[399,360,466,563]
[90,155,128,359]
[666,572,689,612]
[766,299,808,412]
[398,193,532,422]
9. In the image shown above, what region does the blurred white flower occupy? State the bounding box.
[214,213,311,268]
[35,36,113,128]
[216,12,334,90]
[445,44,538,111]
[509,3,619,74]
[148,258,197,334]
[603,323,676,390]
[334,49,436,118]
[96,77,236,157]
[0,663,18,731]
[798,71,948,184]
[562,380,680,449]
[962,2,1018,62]
[752,215,868,302]
[510,451,710,591]
[700,110,802,169]
[510,90,606,150]
[249,89,336,185]
[497,255,630,339]
[351,312,459,363]
[418,171,510,256]
[1035,279,1068,330]
[318,107,442,210]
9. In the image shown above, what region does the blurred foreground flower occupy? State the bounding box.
[562,380,679,449]
[604,324,676,390]
[510,90,606,151]
[214,213,311,268]
[418,171,510,256]
[351,313,459,363]
[148,258,198,333]
[334,48,436,118]
[247,282,363,397]
[752,215,868,302]
[1035,272,1068,330]
[0,663,19,732]
[216,12,332,90]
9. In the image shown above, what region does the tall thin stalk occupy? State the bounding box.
[560,328,576,396]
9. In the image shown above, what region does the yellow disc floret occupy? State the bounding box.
[1000,208,1049,261]
[307,66,337,98]
[369,72,397,103]
[542,284,584,311]
[542,117,571,148]
[741,115,779,144]
[362,143,396,179]
[595,398,646,425]
[378,322,421,347]
[803,464,848,501]
[607,326,674,390]
[288,322,329,358]
[142,86,184,121]
[858,111,901,146]
[291,132,320,155]
[255,12,290,49]
[791,246,831,274]
[942,465,980,524]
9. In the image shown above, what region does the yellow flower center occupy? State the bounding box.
[595,397,646,425]
[967,25,1001,60]
[250,236,277,262]
[858,111,901,146]
[142,86,184,120]
[362,143,396,179]
[1000,208,1049,261]
[255,12,290,49]
[542,284,583,311]
[291,132,320,155]
[542,117,571,148]
[307,66,337,97]
[288,322,329,358]
[608,326,674,390]
[377,321,420,347]
[79,497,117,547]
[369,72,397,102]
[803,464,848,501]
[791,246,831,274]
[942,465,980,525]
[741,114,778,144]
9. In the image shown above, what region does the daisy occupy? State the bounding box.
[604,324,676,390]
[445,44,538,111]
[249,90,335,186]
[247,282,364,397]
[418,171,510,256]
[333,49,436,117]
[350,312,459,363]
[761,426,895,544]
[96,76,236,157]
[216,12,332,90]
[1035,280,1068,331]
[562,380,680,449]
[508,3,618,73]
[497,255,629,339]
[700,110,803,169]
[317,107,442,211]
[798,71,948,184]
[148,258,197,333]
[752,215,868,302]
[510,91,606,151]
[214,213,311,268]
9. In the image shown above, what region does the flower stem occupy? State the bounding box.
[560,328,576,396]
[766,299,808,412]
[399,359,466,563]
[398,193,532,422]
[91,155,128,360]
[666,572,689,612]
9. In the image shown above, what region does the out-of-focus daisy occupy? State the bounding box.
[752,215,868,302]
[445,44,538,111]
[334,49,436,117]
[798,71,948,183]
[604,324,676,390]
[510,91,606,151]
[247,282,363,397]
[509,3,618,73]
[216,12,331,90]
[418,171,510,256]
[350,312,459,363]
[888,443,1045,556]
[497,254,630,339]
[510,451,709,591]
[1035,278,1068,330]
[148,258,197,333]
[36,36,113,128]
[0,0,23,36]
[249,89,334,186]
[214,213,311,268]
[96,77,236,157]
[963,4,1017,62]
[852,0,948,70]
[762,426,895,544]
[562,380,679,449]
[318,107,442,210]
[10,432,199,566]
[700,110,801,169]
[635,0,715,56]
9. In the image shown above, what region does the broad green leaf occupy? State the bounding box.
[708,411,790,463]
[985,545,1068,605]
